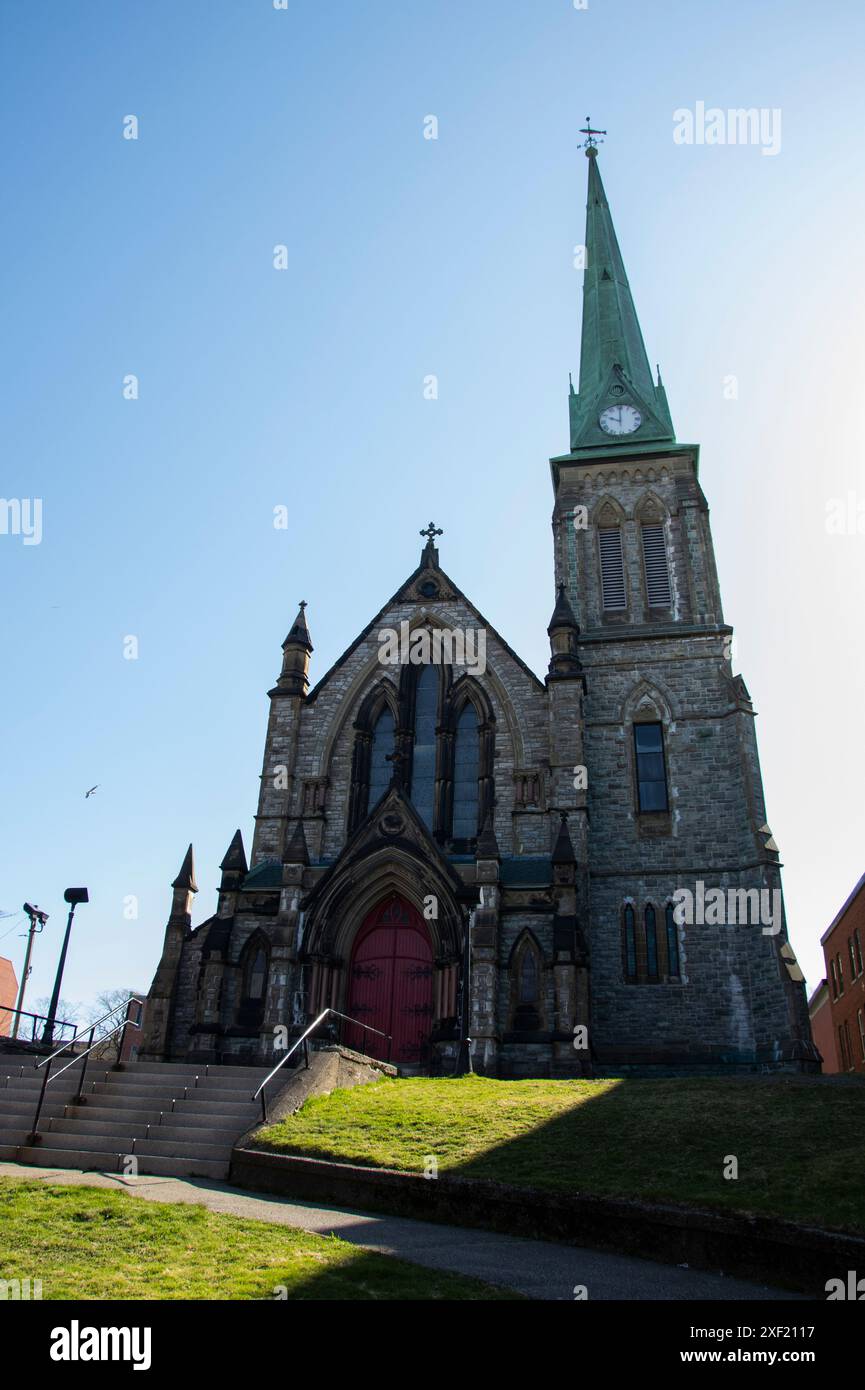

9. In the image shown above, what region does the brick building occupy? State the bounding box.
[0,957,19,1037]
[819,872,865,1075]
[808,979,839,1074]
[142,142,816,1077]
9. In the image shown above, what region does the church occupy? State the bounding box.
[141,137,817,1078]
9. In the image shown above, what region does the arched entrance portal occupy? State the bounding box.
[346,895,434,1065]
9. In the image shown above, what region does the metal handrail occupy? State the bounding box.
[253,1008,392,1123]
[49,1011,142,1083]
[35,997,140,1070]
[27,998,143,1143]
[0,1004,77,1046]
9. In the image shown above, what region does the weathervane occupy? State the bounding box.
[580,116,606,152]
[420,522,443,544]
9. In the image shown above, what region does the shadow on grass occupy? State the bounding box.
[260,1074,865,1235]
[452,1076,865,1234]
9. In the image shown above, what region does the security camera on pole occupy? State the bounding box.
[11,902,49,1039]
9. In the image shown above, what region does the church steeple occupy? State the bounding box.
[569,139,675,454]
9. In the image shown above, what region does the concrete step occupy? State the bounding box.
[0,1056,278,1180]
[92,1076,260,1100]
[27,1131,231,1163]
[0,1098,77,1122]
[1,1074,81,1094]
[130,1137,230,1162]
[70,1104,250,1134]
[90,1071,260,1094]
[127,1061,271,1081]
[69,1091,258,1117]
[38,1115,247,1144]
[1,1142,228,1181]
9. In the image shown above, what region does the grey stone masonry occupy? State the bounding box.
[141,481,817,1076]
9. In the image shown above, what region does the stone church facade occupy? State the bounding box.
[141,143,818,1078]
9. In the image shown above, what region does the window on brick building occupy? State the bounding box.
[830,958,838,999]
[858,1009,865,1064]
[855,929,864,977]
[838,1024,849,1071]
[849,935,859,982]
[634,721,669,812]
[837,953,845,995]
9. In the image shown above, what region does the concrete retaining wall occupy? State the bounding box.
[229,1147,864,1297]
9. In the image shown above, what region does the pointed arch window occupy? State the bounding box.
[645,905,659,979]
[237,936,270,1030]
[623,904,637,981]
[510,934,543,1031]
[367,707,395,811]
[411,665,438,829]
[247,947,268,1001]
[519,948,538,1004]
[641,523,672,607]
[634,721,668,812]
[665,902,680,978]
[451,704,480,839]
[623,901,683,984]
[599,526,626,610]
[349,660,495,845]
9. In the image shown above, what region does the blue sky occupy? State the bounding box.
[1,0,863,1014]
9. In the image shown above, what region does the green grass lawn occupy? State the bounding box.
[0,1178,519,1300]
[256,1075,865,1234]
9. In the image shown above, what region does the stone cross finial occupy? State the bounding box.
[420,522,443,544]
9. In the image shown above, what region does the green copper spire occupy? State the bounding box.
[569,143,675,453]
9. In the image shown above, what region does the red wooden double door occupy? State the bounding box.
[345,895,434,1065]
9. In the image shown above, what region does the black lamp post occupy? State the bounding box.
[41,887,89,1047]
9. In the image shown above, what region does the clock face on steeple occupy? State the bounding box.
[599,403,642,436]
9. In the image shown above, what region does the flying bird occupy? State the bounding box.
[85,786,99,798]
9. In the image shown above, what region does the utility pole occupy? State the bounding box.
[11,903,48,1040]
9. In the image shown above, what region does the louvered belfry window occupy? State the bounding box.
[599,527,626,610]
[641,523,672,607]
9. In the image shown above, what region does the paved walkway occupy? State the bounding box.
[0,1161,804,1301]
